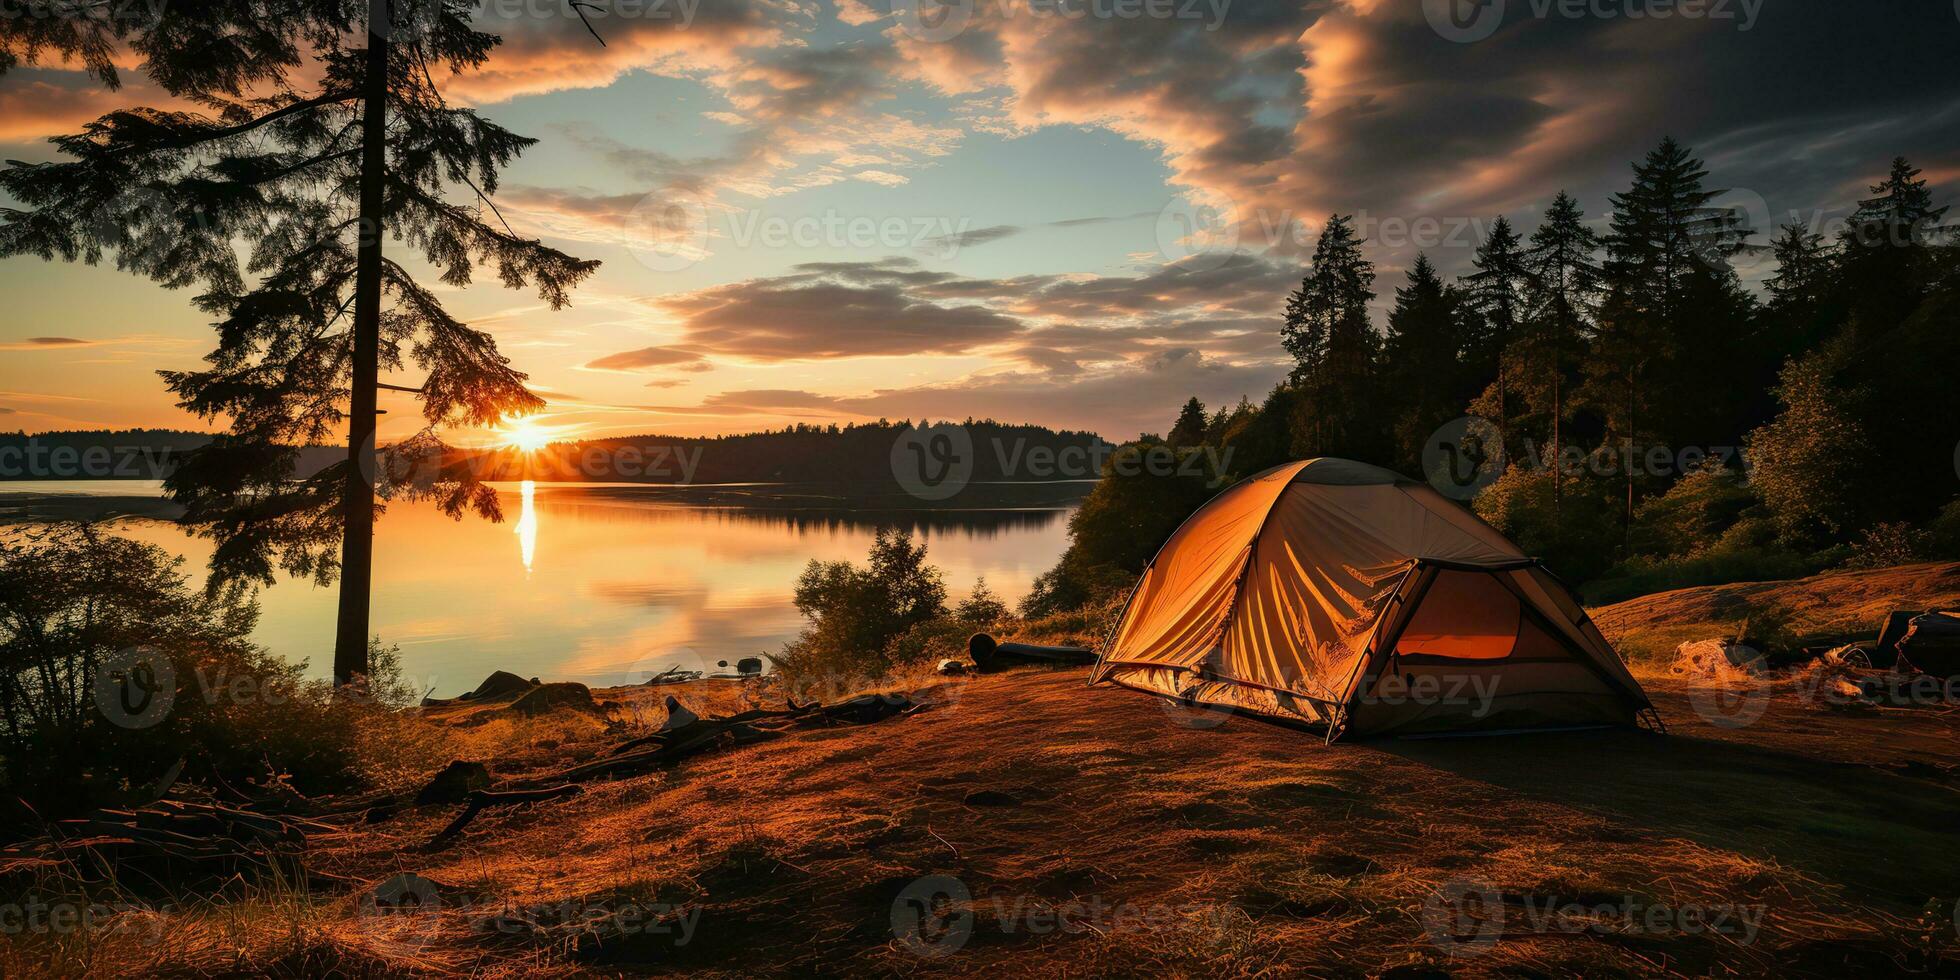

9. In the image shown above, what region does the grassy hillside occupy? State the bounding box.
[1592,561,1960,663]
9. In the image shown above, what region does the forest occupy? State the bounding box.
[1026,142,1960,615]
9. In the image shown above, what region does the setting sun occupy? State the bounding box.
[501,416,554,453]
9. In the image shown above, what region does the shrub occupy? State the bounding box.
[1630,463,1755,558]
[1471,460,1622,584]
[1840,521,1929,570]
[0,525,443,822]
[772,527,947,683]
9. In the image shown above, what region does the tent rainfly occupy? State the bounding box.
[1091,458,1659,739]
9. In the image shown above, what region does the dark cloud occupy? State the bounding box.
[0,336,98,350]
[917,211,1159,253]
[651,265,1027,361]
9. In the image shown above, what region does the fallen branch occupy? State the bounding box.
[421,785,583,852]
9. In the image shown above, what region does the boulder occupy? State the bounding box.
[416,760,492,805]
[467,670,538,701]
[507,681,601,716]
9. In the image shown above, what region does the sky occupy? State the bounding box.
[3,0,1959,444]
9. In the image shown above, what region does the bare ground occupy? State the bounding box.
[16,564,1960,978]
[245,663,1958,979]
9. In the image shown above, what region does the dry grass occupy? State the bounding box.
[1593,560,1960,663]
[9,663,1952,978]
[13,556,1960,978]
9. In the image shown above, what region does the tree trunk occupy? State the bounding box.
[333,0,388,687]
[1623,366,1635,554]
[1551,320,1562,530]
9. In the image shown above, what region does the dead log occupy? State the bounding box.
[422,785,583,851]
[967,633,1094,672]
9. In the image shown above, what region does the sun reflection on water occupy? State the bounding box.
[516,479,538,574]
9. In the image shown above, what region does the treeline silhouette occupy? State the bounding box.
[464,419,1110,486]
[4,420,1111,491]
[1027,143,1960,613]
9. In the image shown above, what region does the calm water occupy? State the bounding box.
[0,480,1080,696]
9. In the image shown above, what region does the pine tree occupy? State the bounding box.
[1581,138,1754,546]
[1282,215,1381,460]
[1463,216,1529,447]
[1381,254,1467,472]
[1839,157,1951,337]
[0,0,600,683]
[1167,397,1208,448]
[1763,222,1838,356]
[1522,191,1602,518]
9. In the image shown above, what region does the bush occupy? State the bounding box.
[772,527,947,683]
[0,525,440,822]
[1840,521,1930,570]
[1629,463,1755,558]
[1471,460,1622,584]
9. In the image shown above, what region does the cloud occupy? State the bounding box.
[916,211,1162,254]
[583,345,713,371]
[640,348,1285,437]
[881,0,1960,281]
[650,261,1028,361]
[636,254,1298,377]
[0,337,96,349]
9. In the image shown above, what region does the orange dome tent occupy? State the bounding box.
[1091,459,1659,739]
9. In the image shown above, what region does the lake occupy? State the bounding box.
[0,480,1086,696]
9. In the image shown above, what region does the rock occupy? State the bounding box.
[937,659,969,675]
[466,670,538,701]
[1670,639,1763,680]
[416,760,492,805]
[659,696,699,732]
[508,682,601,716]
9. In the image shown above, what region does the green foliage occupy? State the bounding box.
[1284,214,1384,460]
[1471,459,1621,584]
[1840,522,1930,571]
[0,526,427,818]
[1381,253,1473,473]
[1167,397,1209,448]
[1745,336,1869,545]
[953,577,1010,627]
[776,527,948,681]
[1629,463,1755,559]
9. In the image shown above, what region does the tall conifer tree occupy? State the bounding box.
[0,0,600,683]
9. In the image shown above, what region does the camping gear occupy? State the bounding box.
[1091,458,1659,740]
[968,633,1096,672]
[1868,610,1922,670]
[1896,611,1960,679]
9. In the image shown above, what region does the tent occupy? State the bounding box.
[1091,458,1658,739]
